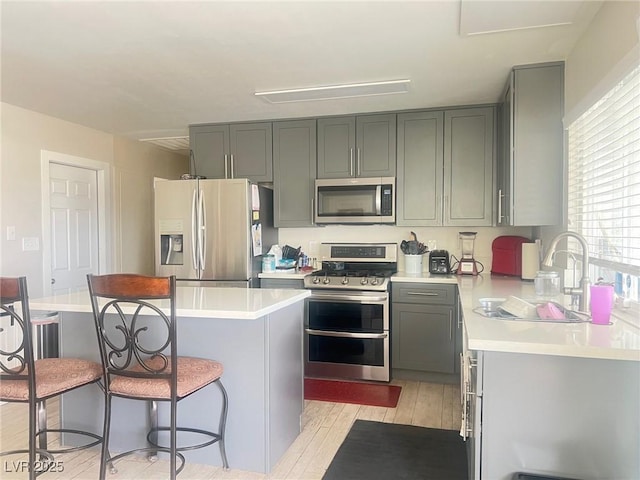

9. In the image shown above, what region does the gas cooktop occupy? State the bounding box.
[303,243,397,291]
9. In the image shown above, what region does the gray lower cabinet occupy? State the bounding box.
[497,62,564,226]
[273,119,316,227]
[189,122,273,182]
[260,278,305,289]
[391,283,458,374]
[317,114,396,178]
[465,350,640,479]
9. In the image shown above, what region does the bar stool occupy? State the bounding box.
[87,273,229,480]
[0,277,103,480]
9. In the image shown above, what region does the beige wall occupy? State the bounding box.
[0,102,187,297]
[564,1,640,120]
[113,137,187,275]
[538,1,639,248]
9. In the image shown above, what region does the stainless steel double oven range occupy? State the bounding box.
[303,243,397,382]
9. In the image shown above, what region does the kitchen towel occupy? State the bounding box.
[521,243,539,280]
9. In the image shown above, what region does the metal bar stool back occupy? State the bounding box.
[0,277,103,480]
[86,273,228,480]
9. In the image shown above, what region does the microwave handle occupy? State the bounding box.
[375,185,382,215]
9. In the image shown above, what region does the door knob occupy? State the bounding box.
[51,278,56,284]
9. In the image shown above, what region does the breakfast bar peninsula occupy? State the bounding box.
[29,286,310,474]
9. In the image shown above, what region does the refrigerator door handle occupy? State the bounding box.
[191,188,198,271]
[198,188,206,273]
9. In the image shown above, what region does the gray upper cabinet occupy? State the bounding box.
[498,62,564,226]
[397,107,495,226]
[396,111,444,226]
[444,107,495,226]
[189,122,273,182]
[273,119,317,227]
[317,114,396,178]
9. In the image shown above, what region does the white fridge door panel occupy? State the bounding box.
[154,179,200,279]
[200,179,251,280]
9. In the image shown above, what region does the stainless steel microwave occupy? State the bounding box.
[314,177,395,224]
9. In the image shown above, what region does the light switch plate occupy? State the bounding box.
[6,226,16,241]
[22,237,40,251]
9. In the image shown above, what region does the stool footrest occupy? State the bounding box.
[147,426,222,452]
[35,428,102,454]
[108,447,186,475]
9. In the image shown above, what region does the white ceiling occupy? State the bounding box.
[1,1,602,154]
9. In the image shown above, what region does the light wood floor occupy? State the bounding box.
[0,379,462,479]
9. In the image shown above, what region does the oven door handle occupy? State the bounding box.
[305,328,388,339]
[308,292,388,303]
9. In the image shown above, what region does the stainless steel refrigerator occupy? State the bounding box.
[154,178,277,287]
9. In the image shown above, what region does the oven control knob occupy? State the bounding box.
[312,276,320,284]
[322,277,330,285]
[360,277,368,285]
[341,276,349,285]
[370,278,379,286]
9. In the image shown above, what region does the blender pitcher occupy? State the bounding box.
[457,231,479,275]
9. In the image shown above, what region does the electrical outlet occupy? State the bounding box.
[22,237,40,251]
[6,226,16,241]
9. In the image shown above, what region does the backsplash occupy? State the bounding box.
[278,225,534,273]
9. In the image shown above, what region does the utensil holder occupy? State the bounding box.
[405,254,423,274]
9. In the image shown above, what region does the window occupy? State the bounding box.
[567,63,640,309]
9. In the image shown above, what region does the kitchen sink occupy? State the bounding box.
[474,297,591,323]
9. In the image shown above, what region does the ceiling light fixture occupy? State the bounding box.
[255,79,411,103]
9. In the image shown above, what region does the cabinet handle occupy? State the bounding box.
[224,154,229,179]
[498,188,504,223]
[230,154,235,179]
[449,311,453,340]
[311,197,315,225]
[357,148,361,176]
[407,292,439,296]
[349,148,354,177]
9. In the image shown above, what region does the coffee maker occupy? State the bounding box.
[456,232,479,276]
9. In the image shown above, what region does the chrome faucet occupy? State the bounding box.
[542,232,590,312]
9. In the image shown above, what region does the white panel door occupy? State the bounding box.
[49,163,99,294]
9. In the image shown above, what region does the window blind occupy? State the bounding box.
[567,63,640,276]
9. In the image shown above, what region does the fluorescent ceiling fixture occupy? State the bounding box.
[255,80,410,103]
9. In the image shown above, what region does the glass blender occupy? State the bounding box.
[457,232,479,275]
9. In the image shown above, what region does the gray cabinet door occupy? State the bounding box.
[190,124,229,179]
[229,122,273,182]
[317,114,396,178]
[190,122,272,182]
[356,113,397,177]
[444,107,495,226]
[391,302,455,373]
[260,278,304,289]
[496,85,512,226]
[397,111,444,226]
[317,116,355,178]
[510,63,563,226]
[273,119,317,227]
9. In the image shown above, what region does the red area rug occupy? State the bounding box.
[304,378,401,408]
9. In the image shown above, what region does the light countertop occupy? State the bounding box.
[30,287,310,320]
[392,271,640,362]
